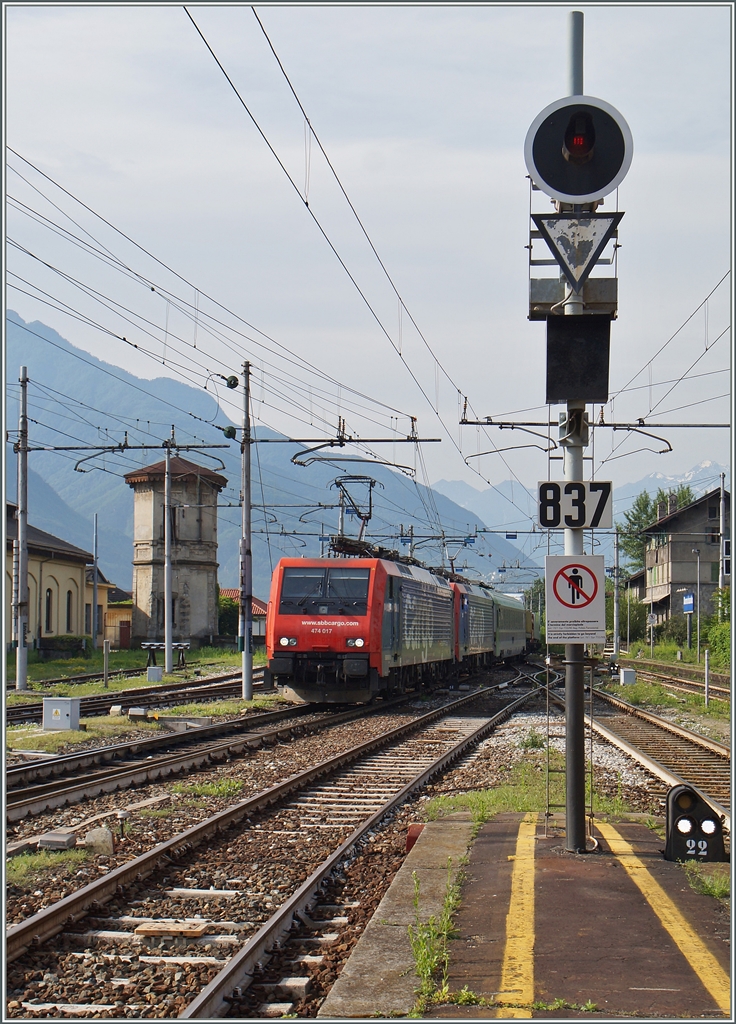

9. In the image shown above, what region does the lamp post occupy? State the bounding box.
[691,548,701,663]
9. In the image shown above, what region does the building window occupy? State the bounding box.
[96,605,102,636]
[85,603,91,635]
[707,527,719,544]
[726,560,731,576]
[711,562,720,583]
[66,590,73,633]
[708,505,718,519]
[45,589,53,633]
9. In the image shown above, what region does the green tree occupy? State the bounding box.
[218,595,239,635]
[617,485,696,571]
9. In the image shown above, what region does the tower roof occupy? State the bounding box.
[124,456,227,490]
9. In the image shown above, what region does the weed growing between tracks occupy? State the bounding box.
[682,861,730,901]
[422,751,639,833]
[170,778,244,800]
[6,716,160,753]
[6,847,89,886]
[602,680,730,722]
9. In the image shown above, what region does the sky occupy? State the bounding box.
[4,2,732,510]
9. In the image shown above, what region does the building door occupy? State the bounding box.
[119,621,131,649]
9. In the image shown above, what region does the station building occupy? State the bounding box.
[5,500,113,654]
[641,488,730,623]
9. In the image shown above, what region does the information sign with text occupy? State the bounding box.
[537,481,612,529]
[545,555,606,643]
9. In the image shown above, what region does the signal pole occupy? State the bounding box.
[562,9,587,854]
[92,513,99,651]
[239,362,253,700]
[613,526,620,660]
[164,431,174,674]
[15,366,29,691]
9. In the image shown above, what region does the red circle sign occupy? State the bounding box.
[552,563,598,609]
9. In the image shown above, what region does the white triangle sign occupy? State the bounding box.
[532,212,623,293]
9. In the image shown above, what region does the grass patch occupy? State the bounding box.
[164,694,282,717]
[6,645,267,688]
[603,680,731,721]
[138,806,173,819]
[423,753,636,831]
[171,778,244,799]
[6,716,160,753]
[519,727,546,749]
[682,861,730,900]
[7,847,89,885]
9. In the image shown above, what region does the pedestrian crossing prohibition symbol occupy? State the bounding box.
[552,562,598,610]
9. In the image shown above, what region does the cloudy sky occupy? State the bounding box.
[4,3,732,504]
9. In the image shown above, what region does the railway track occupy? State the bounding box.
[6,701,410,822]
[586,688,730,824]
[5,680,535,1018]
[6,669,267,725]
[627,667,731,701]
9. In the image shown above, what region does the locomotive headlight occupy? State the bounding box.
[346,638,364,648]
[354,638,365,648]
[289,638,297,646]
[701,819,717,835]
[279,637,290,646]
[676,817,694,835]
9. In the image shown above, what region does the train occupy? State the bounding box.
[265,556,540,702]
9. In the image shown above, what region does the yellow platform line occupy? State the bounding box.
[494,812,538,1018]
[597,821,730,1014]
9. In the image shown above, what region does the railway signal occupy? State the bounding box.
[524,95,633,204]
[664,785,726,862]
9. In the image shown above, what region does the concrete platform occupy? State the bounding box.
[319,811,731,1020]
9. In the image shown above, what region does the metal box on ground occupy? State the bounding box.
[147,666,163,682]
[619,668,636,685]
[42,697,81,731]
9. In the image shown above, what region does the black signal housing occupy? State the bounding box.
[664,785,726,862]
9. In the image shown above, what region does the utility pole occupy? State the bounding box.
[239,362,253,701]
[15,366,29,691]
[718,471,725,619]
[692,547,701,663]
[164,430,173,675]
[92,513,99,651]
[613,526,620,661]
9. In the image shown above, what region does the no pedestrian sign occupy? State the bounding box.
[545,555,606,643]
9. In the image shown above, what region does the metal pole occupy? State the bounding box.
[704,648,710,707]
[687,612,692,650]
[103,638,110,689]
[612,527,620,662]
[563,401,587,853]
[12,540,19,649]
[92,513,99,651]
[696,552,704,663]
[569,10,584,95]
[626,582,630,653]
[563,10,587,854]
[240,362,253,701]
[16,366,29,691]
[718,472,725,619]
[164,434,173,674]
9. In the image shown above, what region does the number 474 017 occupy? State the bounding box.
[537,481,613,530]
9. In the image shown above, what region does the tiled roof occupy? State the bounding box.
[219,589,267,615]
[6,502,92,562]
[124,456,227,489]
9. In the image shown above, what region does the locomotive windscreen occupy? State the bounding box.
[279,566,370,614]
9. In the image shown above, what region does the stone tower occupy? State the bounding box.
[124,457,227,645]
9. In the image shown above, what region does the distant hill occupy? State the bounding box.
[6,312,540,599]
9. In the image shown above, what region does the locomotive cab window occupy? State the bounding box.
[279,566,370,615]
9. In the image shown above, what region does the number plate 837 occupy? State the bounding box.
[537,481,613,529]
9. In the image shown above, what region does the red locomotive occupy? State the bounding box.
[266,557,537,703]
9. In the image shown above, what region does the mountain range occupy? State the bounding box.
[5,311,536,600]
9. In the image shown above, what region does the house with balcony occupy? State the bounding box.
[641,488,730,623]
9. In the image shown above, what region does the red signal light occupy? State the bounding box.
[563,112,595,164]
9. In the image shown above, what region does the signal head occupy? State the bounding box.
[225,375,240,390]
[222,425,237,440]
[525,95,633,204]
